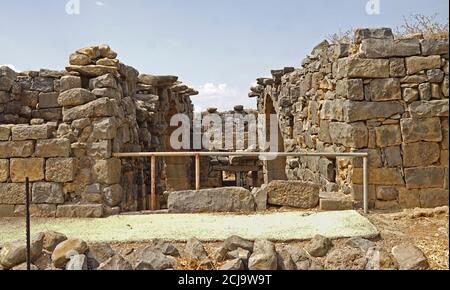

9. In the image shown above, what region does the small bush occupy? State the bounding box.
[396,13,449,39]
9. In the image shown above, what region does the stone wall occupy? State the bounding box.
[0,45,196,217]
[250,28,449,209]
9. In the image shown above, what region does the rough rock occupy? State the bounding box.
[134,247,177,270]
[58,88,96,107]
[0,233,44,269]
[52,239,89,269]
[42,231,68,252]
[65,254,88,270]
[248,240,277,270]
[97,255,133,270]
[86,243,115,269]
[325,247,367,270]
[305,235,332,257]
[219,259,245,271]
[392,244,429,270]
[266,181,320,209]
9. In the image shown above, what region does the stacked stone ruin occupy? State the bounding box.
[0,45,196,217]
[250,28,449,210]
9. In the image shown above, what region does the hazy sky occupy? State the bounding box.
[0,0,448,111]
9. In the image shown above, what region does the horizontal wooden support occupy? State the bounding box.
[113,151,369,158]
[212,165,262,172]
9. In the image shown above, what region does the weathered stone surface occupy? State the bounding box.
[0,66,17,91]
[58,88,96,107]
[365,247,398,270]
[184,238,212,269]
[62,98,118,122]
[11,263,39,271]
[56,204,103,218]
[97,255,133,270]
[420,189,449,208]
[325,246,366,270]
[0,183,26,205]
[89,74,118,89]
[42,231,68,252]
[227,248,251,267]
[409,100,449,118]
[0,205,14,217]
[32,182,64,204]
[329,122,368,148]
[86,141,111,158]
[35,138,71,158]
[401,117,442,143]
[66,65,119,77]
[219,259,244,270]
[403,87,419,103]
[402,142,440,167]
[343,101,404,122]
[354,28,394,44]
[11,125,49,141]
[66,254,88,270]
[343,58,390,78]
[38,92,60,109]
[10,158,44,182]
[52,239,89,269]
[421,39,449,56]
[276,247,296,270]
[353,168,404,185]
[305,235,332,257]
[138,75,178,87]
[60,76,82,92]
[92,158,122,185]
[368,78,401,101]
[168,187,255,213]
[0,159,9,182]
[406,56,441,75]
[336,79,364,101]
[92,117,118,140]
[151,240,180,257]
[69,53,91,66]
[361,39,420,58]
[102,184,123,207]
[266,181,320,209]
[215,235,254,262]
[390,58,406,77]
[0,233,44,269]
[134,247,177,270]
[392,244,429,270]
[383,146,403,167]
[248,240,277,270]
[86,243,115,269]
[252,185,268,211]
[376,186,399,201]
[345,237,376,252]
[427,69,445,83]
[13,204,57,218]
[0,141,34,158]
[45,158,75,183]
[405,167,445,189]
[0,125,11,141]
[375,125,402,148]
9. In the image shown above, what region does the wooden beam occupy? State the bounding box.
[150,156,157,211]
[195,154,200,191]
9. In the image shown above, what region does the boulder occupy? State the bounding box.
[354,28,394,44]
[266,181,320,209]
[11,263,39,271]
[134,247,177,270]
[287,246,323,270]
[392,244,429,270]
[325,247,367,270]
[42,231,67,252]
[219,259,244,271]
[248,240,277,270]
[227,248,251,267]
[52,239,89,269]
[305,235,332,257]
[58,88,96,107]
[86,243,115,269]
[215,236,254,262]
[97,255,133,270]
[276,247,296,270]
[184,238,213,269]
[152,240,180,257]
[365,247,398,270]
[0,233,44,269]
[138,75,178,87]
[168,187,255,213]
[65,254,88,270]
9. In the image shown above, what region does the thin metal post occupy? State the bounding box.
[25,178,31,271]
[363,156,369,214]
[150,156,157,211]
[195,154,201,190]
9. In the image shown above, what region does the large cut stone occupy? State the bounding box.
[329,122,368,148]
[58,88,96,107]
[92,117,118,140]
[13,204,57,218]
[45,158,75,183]
[62,98,118,122]
[92,158,122,185]
[56,204,103,218]
[102,184,123,207]
[0,125,11,140]
[341,58,390,78]
[409,100,449,118]
[401,117,442,143]
[60,76,82,92]
[336,79,364,101]
[66,65,119,77]
[266,180,320,209]
[138,75,178,87]
[0,183,26,205]
[0,159,9,182]
[10,158,44,182]
[35,138,71,158]
[38,92,60,109]
[353,168,405,185]
[374,125,402,148]
[354,28,394,44]
[420,189,449,208]
[368,78,401,101]
[89,74,118,89]
[0,141,34,158]
[405,167,445,189]
[406,56,441,75]
[168,187,256,213]
[32,182,64,204]
[421,39,449,56]
[402,142,441,167]
[361,39,420,58]
[11,125,50,141]
[343,101,404,122]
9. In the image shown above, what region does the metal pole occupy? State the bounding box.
[363,156,369,214]
[150,156,157,211]
[195,154,200,191]
[25,177,31,271]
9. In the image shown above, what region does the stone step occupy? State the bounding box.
[319,192,354,211]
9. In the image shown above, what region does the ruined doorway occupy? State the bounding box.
[264,95,288,183]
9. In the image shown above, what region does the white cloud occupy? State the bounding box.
[95,1,105,7]
[193,83,256,112]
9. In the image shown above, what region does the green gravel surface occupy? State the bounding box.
[0,210,379,244]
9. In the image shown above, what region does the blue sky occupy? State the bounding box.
[0,0,448,111]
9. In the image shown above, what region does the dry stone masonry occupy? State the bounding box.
[250,28,449,210]
[0,45,196,217]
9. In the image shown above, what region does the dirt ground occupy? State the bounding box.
[109,208,449,270]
